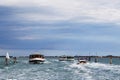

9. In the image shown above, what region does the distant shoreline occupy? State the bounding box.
[0,55,119,58]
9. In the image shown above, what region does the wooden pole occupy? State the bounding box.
[95,57,97,63]
[110,57,112,64]
[88,57,91,61]
[13,57,17,63]
[95,53,98,63]
[88,52,91,61]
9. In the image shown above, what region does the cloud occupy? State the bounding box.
[12,26,120,45]
[16,35,39,40]
[1,0,120,55]
[1,0,120,24]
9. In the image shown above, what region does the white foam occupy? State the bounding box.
[86,62,120,72]
[69,62,94,80]
[69,62,120,80]
[0,59,119,80]
[44,60,51,64]
[50,59,59,62]
[70,62,120,70]
[7,79,17,80]
[21,60,29,64]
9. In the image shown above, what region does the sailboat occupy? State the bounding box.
[6,52,10,59]
[5,52,10,65]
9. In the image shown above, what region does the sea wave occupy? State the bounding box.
[69,62,120,80]
[0,58,120,80]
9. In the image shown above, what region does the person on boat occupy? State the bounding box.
[5,57,8,65]
[13,57,17,63]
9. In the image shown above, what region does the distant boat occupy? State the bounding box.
[77,60,87,64]
[59,55,74,61]
[77,57,87,64]
[29,53,45,64]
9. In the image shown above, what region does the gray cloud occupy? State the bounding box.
[0,0,120,56]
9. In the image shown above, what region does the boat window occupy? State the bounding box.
[29,54,44,58]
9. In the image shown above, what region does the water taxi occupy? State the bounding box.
[77,60,87,64]
[59,55,74,61]
[29,53,45,64]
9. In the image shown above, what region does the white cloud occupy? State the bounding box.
[16,13,68,21]
[16,36,39,40]
[1,0,120,24]
[79,35,120,43]
[15,30,120,44]
[59,33,120,43]
[11,26,70,31]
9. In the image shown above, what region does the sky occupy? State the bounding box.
[0,0,120,56]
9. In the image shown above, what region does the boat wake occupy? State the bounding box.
[44,60,51,64]
[69,62,120,80]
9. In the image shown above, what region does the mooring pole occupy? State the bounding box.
[13,57,17,64]
[88,57,91,61]
[95,53,98,63]
[88,52,91,61]
[110,57,112,64]
[95,57,97,63]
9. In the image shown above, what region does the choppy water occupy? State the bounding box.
[0,58,120,80]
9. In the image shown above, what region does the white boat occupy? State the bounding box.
[29,53,45,64]
[77,60,87,64]
[59,56,74,61]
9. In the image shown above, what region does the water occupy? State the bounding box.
[0,58,120,80]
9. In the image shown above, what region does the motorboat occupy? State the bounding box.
[59,55,74,61]
[77,59,87,64]
[29,53,45,64]
[77,60,87,64]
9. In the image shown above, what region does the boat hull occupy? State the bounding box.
[77,60,87,64]
[29,60,44,64]
[29,58,45,64]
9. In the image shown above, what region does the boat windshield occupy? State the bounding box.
[29,55,44,58]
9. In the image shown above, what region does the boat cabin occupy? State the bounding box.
[29,54,45,64]
[29,54,44,59]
